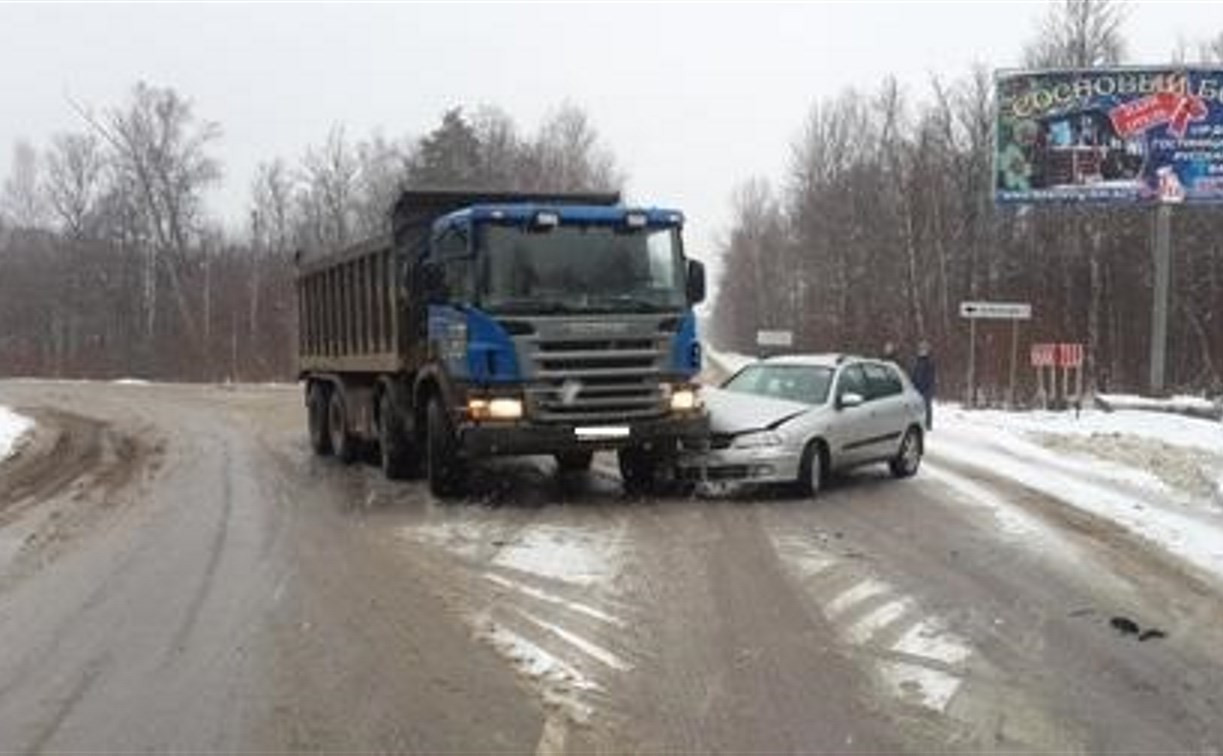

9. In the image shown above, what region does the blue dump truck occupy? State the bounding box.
[296,190,708,496]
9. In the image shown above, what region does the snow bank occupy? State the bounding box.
[1095,393,1222,420]
[944,404,1223,456]
[932,404,1223,583]
[0,406,34,461]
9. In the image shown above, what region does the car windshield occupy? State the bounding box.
[479,223,686,313]
[723,364,834,406]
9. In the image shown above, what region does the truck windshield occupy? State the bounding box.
[479,223,686,314]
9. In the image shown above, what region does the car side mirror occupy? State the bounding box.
[838,392,864,410]
[686,259,706,305]
[421,261,447,305]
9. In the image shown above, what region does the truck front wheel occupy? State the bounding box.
[379,391,420,481]
[426,397,466,498]
[618,447,659,495]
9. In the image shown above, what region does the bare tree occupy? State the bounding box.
[1,140,48,229]
[300,125,360,249]
[43,132,106,240]
[1023,0,1127,69]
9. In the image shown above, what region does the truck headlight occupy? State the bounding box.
[488,397,523,420]
[732,430,784,448]
[468,396,523,421]
[670,387,699,412]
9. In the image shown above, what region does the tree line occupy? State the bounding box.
[0,92,621,381]
[711,0,1223,401]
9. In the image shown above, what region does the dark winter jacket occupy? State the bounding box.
[911,354,936,398]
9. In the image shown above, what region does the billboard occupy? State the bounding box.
[995,67,1223,204]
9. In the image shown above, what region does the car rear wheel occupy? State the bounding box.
[889,427,923,478]
[797,440,825,497]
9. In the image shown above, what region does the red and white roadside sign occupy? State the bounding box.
[1056,342,1084,368]
[1030,343,1056,367]
[1031,342,1083,368]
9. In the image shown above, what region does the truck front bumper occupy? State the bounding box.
[458,413,709,457]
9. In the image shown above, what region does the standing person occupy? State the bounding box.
[910,340,936,431]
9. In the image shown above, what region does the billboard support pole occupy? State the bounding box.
[1150,203,1172,396]
[966,318,977,407]
[1008,318,1019,409]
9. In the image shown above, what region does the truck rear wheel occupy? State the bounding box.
[328,389,357,464]
[426,397,466,498]
[308,383,333,456]
[379,390,419,480]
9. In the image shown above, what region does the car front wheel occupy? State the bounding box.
[797,440,825,497]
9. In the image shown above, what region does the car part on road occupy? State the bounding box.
[308,382,332,456]
[889,427,923,479]
[328,388,356,463]
[427,396,466,497]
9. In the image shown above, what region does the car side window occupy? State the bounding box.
[836,365,868,401]
[862,363,902,400]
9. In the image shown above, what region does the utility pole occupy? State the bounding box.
[1149,203,1172,395]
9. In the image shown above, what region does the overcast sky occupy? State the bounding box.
[2,1,1220,273]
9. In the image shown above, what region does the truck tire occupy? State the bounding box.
[328,388,357,464]
[426,396,466,498]
[618,446,659,495]
[307,383,332,456]
[555,450,594,473]
[379,390,419,480]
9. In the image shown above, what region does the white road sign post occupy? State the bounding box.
[755,329,793,357]
[959,301,1032,408]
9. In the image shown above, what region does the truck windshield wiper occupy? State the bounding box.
[487,298,579,314]
[593,295,676,313]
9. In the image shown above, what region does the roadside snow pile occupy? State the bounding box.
[931,404,1223,582]
[1095,392,1222,420]
[0,406,34,461]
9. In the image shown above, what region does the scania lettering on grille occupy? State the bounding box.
[566,321,629,335]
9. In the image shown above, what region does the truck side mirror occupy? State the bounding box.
[686,259,706,305]
[422,261,447,305]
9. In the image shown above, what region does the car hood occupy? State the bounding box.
[702,387,815,434]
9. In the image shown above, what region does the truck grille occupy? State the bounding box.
[523,335,669,424]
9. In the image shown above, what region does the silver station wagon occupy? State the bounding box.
[680,354,927,494]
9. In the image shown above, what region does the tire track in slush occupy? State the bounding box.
[165,443,233,659]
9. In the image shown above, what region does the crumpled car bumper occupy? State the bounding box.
[676,445,803,484]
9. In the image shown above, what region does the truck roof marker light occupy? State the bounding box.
[532,210,560,229]
[625,211,648,229]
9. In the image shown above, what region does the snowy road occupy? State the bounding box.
[1,381,1222,753]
